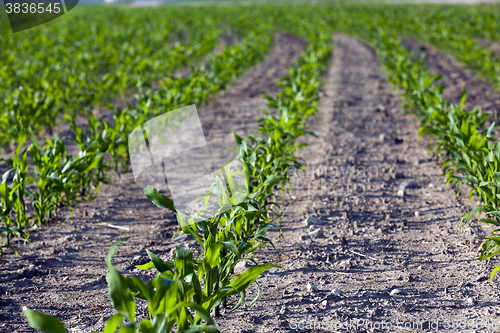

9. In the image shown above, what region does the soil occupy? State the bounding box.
[2,32,500,333]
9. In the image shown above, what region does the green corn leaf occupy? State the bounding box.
[205,242,223,269]
[147,250,173,273]
[460,88,467,109]
[248,280,262,307]
[254,224,276,239]
[131,276,154,301]
[490,265,500,282]
[478,219,500,226]
[220,241,239,258]
[136,262,156,270]
[228,290,246,313]
[117,323,137,333]
[103,314,124,333]
[105,238,136,321]
[139,320,155,333]
[152,277,176,316]
[174,246,194,278]
[230,264,278,292]
[23,308,67,333]
[152,313,168,333]
[0,227,14,236]
[28,128,44,152]
[169,302,215,326]
[144,186,176,213]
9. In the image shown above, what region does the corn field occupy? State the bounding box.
[3,2,500,332]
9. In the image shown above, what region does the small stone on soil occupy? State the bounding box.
[332,289,343,295]
[300,228,324,240]
[393,172,405,179]
[399,180,418,190]
[463,227,476,235]
[338,259,352,270]
[307,283,319,292]
[397,189,405,197]
[234,261,247,274]
[390,289,402,295]
[304,216,323,226]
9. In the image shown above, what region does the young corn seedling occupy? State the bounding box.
[24,238,277,333]
[23,239,219,333]
[144,185,281,317]
[0,126,33,261]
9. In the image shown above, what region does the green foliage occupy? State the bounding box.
[12,3,500,328]
[0,11,274,258]
[23,307,67,333]
[0,7,224,148]
[23,239,277,333]
[0,125,32,262]
[145,186,280,313]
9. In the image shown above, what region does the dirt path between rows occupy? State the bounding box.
[0,32,307,333]
[401,38,500,126]
[213,34,500,333]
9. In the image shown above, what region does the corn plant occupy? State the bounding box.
[1,123,111,255]
[0,126,33,261]
[0,12,276,262]
[29,128,110,217]
[24,238,276,332]
[0,8,224,148]
[144,186,280,316]
[28,132,72,226]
